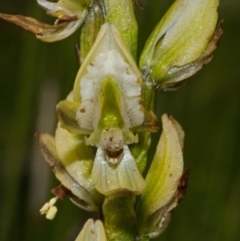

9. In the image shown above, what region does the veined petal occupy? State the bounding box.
[140,0,220,88]
[91,145,146,196]
[75,219,107,241]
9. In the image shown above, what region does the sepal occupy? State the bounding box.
[36,132,100,211]
[137,114,185,238]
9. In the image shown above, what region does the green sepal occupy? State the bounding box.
[55,126,104,206]
[36,133,99,212]
[56,100,91,135]
[137,114,184,237]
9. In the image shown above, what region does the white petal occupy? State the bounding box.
[91,145,146,196]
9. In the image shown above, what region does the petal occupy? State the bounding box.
[91,145,146,196]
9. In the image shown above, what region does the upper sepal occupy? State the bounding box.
[139,0,220,90]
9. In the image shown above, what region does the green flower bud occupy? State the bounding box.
[139,0,220,90]
[103,0,138,58]
[75,219,107,241]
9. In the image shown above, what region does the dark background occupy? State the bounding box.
[0,0,240,240]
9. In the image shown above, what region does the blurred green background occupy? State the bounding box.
[0,0,240,240]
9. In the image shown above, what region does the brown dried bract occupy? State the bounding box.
[134,0,144,11]
[0,13,77,37]
[177,168,189,204]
